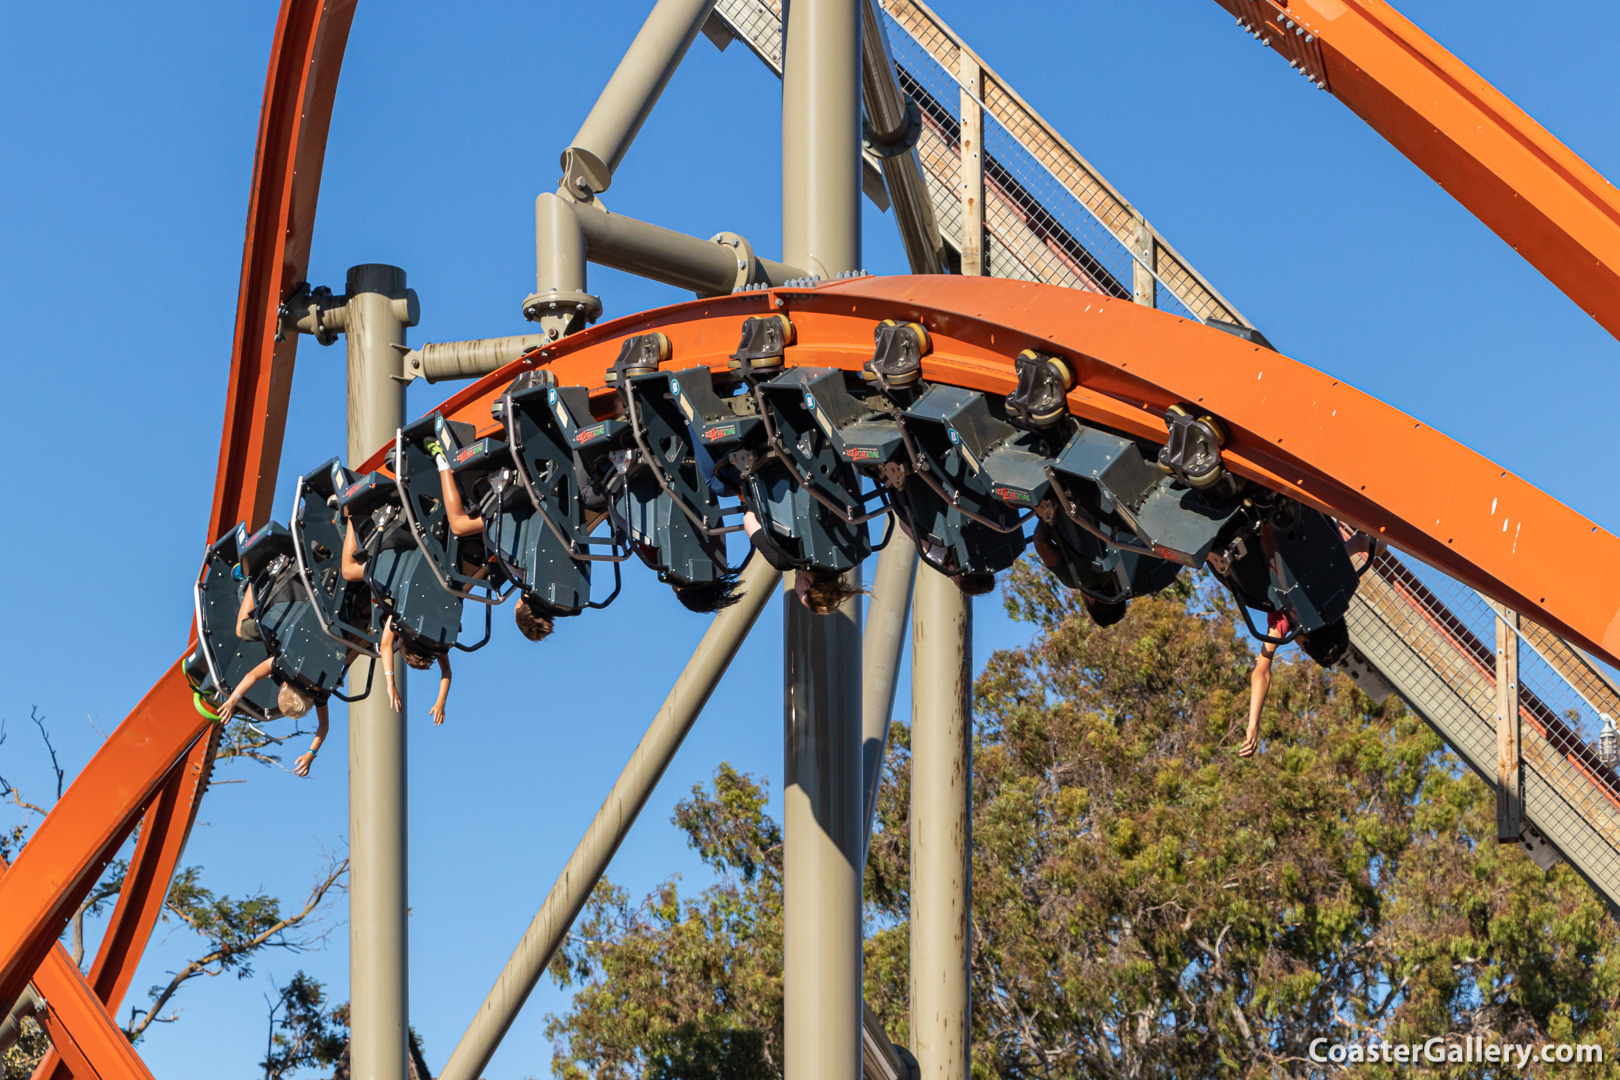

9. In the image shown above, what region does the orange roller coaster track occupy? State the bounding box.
[4,1,1619,1077]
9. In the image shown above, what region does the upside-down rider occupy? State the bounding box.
[340,495,455,725]
[423,425,571,644]
[1239,522,1374,758]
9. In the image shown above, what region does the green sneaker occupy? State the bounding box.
[424,437,446,460]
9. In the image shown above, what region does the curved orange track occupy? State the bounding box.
[6,2,1620,1077]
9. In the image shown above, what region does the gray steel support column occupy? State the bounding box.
[0,984,42,1054]
[345,263,411,1080]
[527,192,600,341]
[862,541,917,853]
[570,199,804,294]
[782,3,864,1080]
[910,565,971,1080]
[561,0,721,197]
[401,333,547,385]
[783,576,864,1080]
[782,0,863,280]
[438,558,780,1080]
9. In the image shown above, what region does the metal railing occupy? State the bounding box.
[712,0,1249,324]
[1347,548,1620,906]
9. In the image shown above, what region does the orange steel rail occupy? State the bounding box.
[1212,0,1620,342]
[378,277,1620,673]
[0,858,157,1080]
[29,732,219,1080]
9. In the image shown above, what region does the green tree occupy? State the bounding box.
[261,971,349,1080]
[547,566,1620,1079]
[546,763,785,1080]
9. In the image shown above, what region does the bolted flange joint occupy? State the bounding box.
[521,289,603,341]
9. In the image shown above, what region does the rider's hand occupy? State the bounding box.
[294,752,315,777]
[429,701,445,726]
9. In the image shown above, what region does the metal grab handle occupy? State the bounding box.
[391,429,506,607]
[624,383,744,539]
[586,556,623,610]
[328,651,377,703]
[503,390,633,564]
[750,383,891,526]
[291,475,382,660]
[897,417,1032,535]
[452,601,494,653]
[191,549,271,724]
[1221,578,1306,647]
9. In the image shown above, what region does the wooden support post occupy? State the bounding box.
[1496,608,1523,842]
[1132,216,1157,308]
[958,57,984,277]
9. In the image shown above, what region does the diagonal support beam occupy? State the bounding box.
[862,540,917,855]
[32,729,219,1080]
[438,557,781,1080]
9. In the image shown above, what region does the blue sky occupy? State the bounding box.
[3,1,1619,1077]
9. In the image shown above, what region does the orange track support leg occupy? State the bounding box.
[1212,0,1620,343]
[31,946,155,1080]
[0,860,153,1080]
[30,730,219,1080]
[0,664,204,1015]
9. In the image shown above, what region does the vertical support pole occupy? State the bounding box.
[1131,216,1157,308]
[1496,608,1523,842]
[782,581,864,1080]
[958,57,984,278]
[910,565,971,1080]
[345,263,411,1080]
[782,0,863,280]
[783,7,863,1076]
[862,540,917,856]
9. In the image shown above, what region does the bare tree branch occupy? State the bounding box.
[125,857,348,1042]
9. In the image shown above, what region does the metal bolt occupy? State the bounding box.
[1305,32,1314,42]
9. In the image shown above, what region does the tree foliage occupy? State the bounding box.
[546,565,1620,1079]
[546,763,785,1080]
[261,971,349,1080]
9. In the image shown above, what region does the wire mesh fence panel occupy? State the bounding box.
[715,0,785,72]
[880,0,1242,325]
[1348,545,1620,903]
